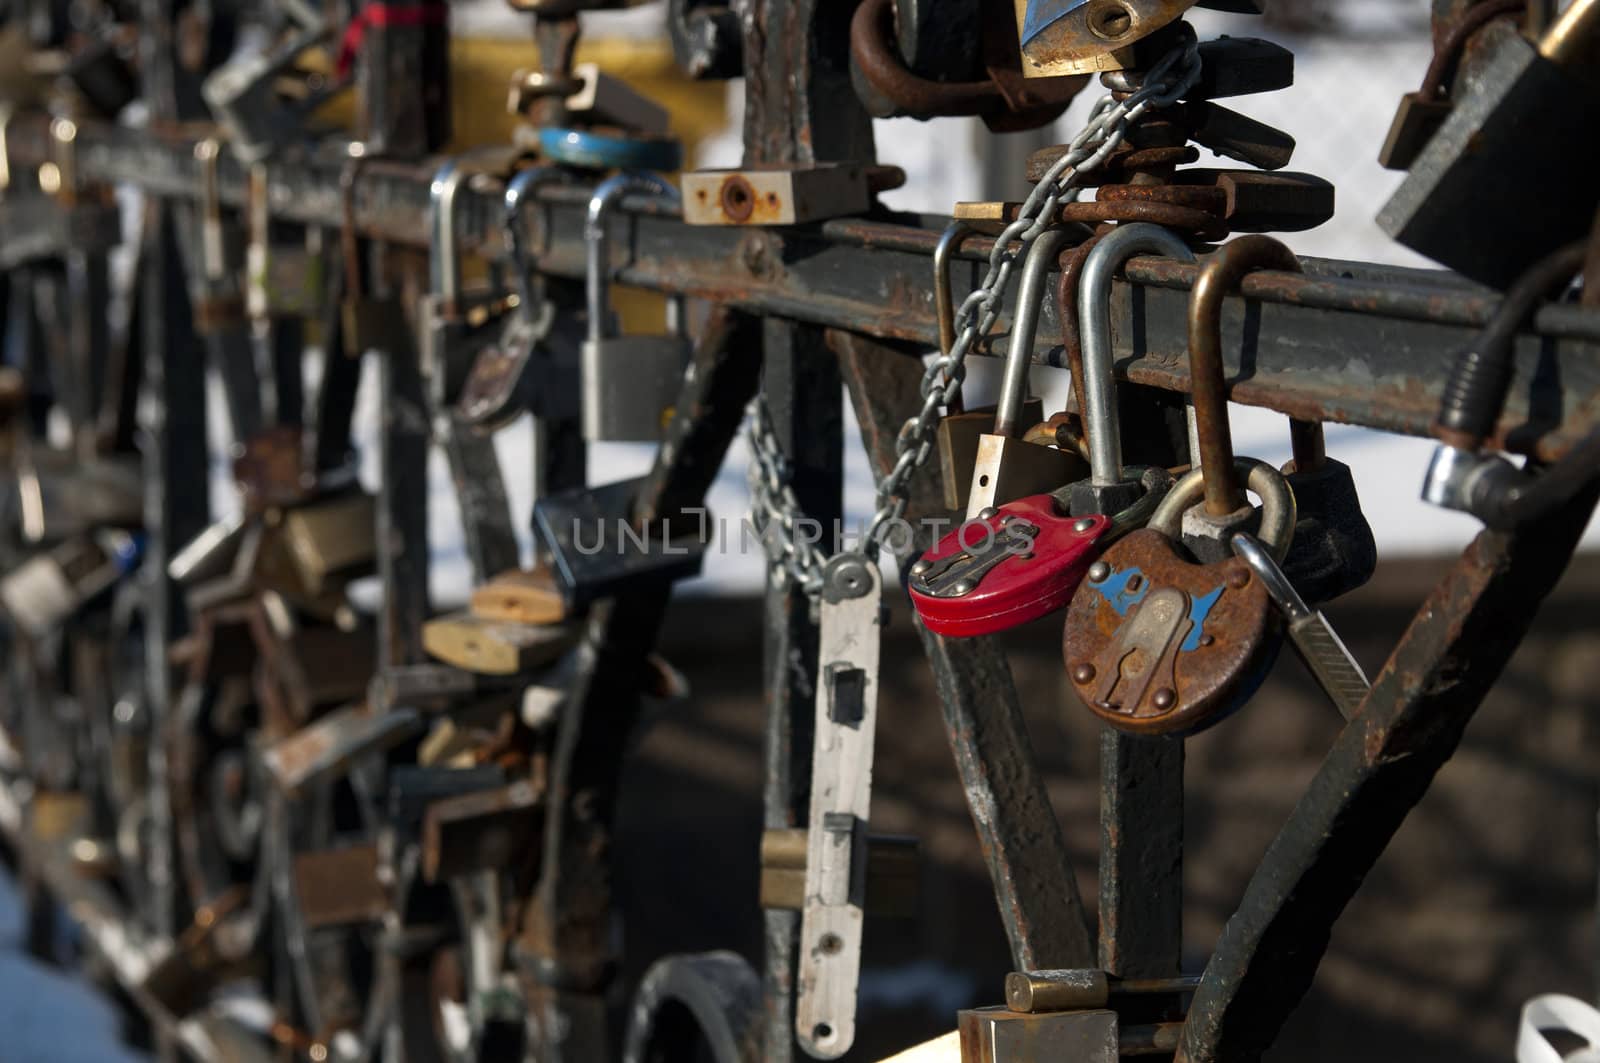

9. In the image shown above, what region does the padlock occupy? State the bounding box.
[909,472,1174,638]
[1016,0,1201,77]
[0,530,140,639]
[338,153,408,358]
[200,0,337,163]
[1184,235,1375,599]
[1062,456,1293,736]
[1378,0,1530,172]
[423,151,525,408]
[191,137,246,335]
[1066,222,1196,518]
[456,163,582,430]
[244,161,324,322]
[1062,237,1303,736]
[932,220,1043,511]
[964,226,1088,519]
[912,224,1194,637]
[581,172,689,442]
[1377,0,1600,287]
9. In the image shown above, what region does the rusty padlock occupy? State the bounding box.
[1062,457,1292,736]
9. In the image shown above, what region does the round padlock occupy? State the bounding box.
[1062,459,1295,737]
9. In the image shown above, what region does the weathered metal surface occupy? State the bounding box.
[7,116,1598,457]
[832,328,1097,972]
[1177,481,1600,1063]
[520,307,764,1061]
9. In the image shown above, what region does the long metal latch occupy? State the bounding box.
[795,555,884,1059]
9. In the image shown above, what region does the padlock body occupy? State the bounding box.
[966,433,1088,519]
[937,399,1042,511]
[910,495,1108,637]
[1063,528,1279,736]
[581,335,689,442]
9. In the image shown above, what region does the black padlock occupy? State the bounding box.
[1279,420,1377,606]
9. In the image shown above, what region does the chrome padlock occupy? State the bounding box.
[1063,457,1293,737]
[423,151,524,407]
[0,530,140,640]
[581,172,688,442]
[964,226,1088,519]
[456,163,582,430]
[932,220,1042,511]
[1062,222,1195,518]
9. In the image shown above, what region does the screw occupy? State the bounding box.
[951,579,976,596]
[1073,518,1096,533]
[1072,663,1096,684]
[1152,687,1176,709]
[1088,562,1110,583]
[978,507,999,521]
[911,559,931,575]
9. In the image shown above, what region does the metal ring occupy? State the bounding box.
[1148,457,1297,561]
[538,127,683,173]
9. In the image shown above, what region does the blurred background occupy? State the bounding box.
[9,1,1600,1060]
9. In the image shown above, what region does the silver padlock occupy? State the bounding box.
[423,150,523,408]
[0,531,139,639]
[454,163,581,431]
[582,172,688,442]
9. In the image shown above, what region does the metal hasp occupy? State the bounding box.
[1377,0,1600,287]
[795,555,883,1059]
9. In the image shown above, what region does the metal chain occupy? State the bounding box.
[746,39,1204,597]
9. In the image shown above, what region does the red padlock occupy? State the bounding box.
[909,495,1109,638]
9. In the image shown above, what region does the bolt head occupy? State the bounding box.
[1072,663,1095,684]
[1088,561,1110,583]
[1229,568,1250,589]
[978,507,999,521]
[911,559,932,576]
[1073,518,1096,533]
[1152,687,1177,710]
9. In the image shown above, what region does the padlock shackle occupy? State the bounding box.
[429,149,523,315]
[933,220,974,359]
[585,172,679,345]
[1079,223,1195,489]
[994,227,1076,439]
[505,164,573,323]
[1188,236,1302,517]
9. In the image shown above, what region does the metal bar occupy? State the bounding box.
[830,328,1097,973]
[758,319,844,1063]
[521,307,764,1061]
[1099,732,1183,979]
[140,200,212,940]
[1177,481,1600,1063]
[6,116,1599,461]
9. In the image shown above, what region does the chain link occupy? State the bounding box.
[745,39,1203,597]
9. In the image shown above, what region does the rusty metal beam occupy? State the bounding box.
[1176,481,1600,1063]
[830,328,1097,973]
[521,306,764,1061]
[8,116,1600,462]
